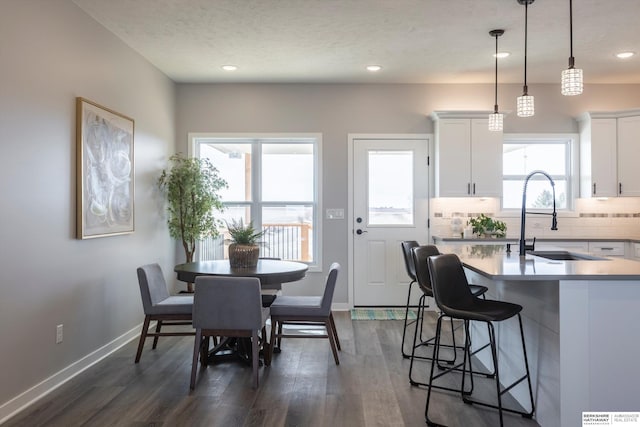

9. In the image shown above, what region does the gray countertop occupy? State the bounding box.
[433,236,640,243]
[439,244,640,281]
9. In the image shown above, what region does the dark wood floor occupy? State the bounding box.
[6,311,541,427]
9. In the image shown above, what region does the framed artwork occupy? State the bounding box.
[76,97,135,239]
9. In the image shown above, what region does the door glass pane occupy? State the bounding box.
[201,143,251,202]
[368,150,413,225]
[262,143,313,202]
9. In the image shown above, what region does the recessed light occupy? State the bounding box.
[494,52,510,59]
[616,51,635,59]
[221,65,238,71]
[366,65,382,72]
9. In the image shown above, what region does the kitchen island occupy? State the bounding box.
[439,244,640,427]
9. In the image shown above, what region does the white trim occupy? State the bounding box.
[0,324,143,424]
[331,302,351,311]
[347,133,431,309]
[431,111,494,120]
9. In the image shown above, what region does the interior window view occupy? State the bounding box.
[195,137,318,265]
[5,1,640,427]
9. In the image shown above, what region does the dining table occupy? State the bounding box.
[174,258,309,365]
[174,259,308,286]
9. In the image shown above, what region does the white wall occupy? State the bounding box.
[175,83,640,303]
[0,0,176,417]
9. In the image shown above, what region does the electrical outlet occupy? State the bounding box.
[56,324,63,344]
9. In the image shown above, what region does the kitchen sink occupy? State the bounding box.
[528,251,608,261]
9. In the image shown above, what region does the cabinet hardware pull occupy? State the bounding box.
[593,183,596,195]
[473,183,476,195]
[619,183,623,194]
[467,183,471,195]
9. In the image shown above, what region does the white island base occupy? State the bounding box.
[447,246,640,427]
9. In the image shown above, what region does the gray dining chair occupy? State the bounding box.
[190,276,270,389]
[135,263,195,363]
[268,262,341,365]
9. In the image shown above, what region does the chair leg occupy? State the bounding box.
[277,321,283,350]
[401,281,416,358]
[517,313,536,417]
[134,316,151,363]
[252,330,260,388]
[425,315,445,427]
[408,294,424,384]
[325,319,340,365]
[152,320,162,349]
[269,318,278,358]
[329,312,341,351]
[262,326,271,366]
[190,329,202,390]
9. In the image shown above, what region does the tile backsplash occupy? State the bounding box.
[431,197,640,239]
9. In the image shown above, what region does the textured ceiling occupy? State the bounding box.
[72,0,640,84]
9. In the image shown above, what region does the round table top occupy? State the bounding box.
[174,259,309,285]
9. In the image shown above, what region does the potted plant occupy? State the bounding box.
[467,214,507,238]
[226,219,265,268]
[158,153,227,292]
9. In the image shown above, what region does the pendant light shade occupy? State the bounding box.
[516,94,535,117]
[561,0,583,95]
[517,0,535,118]
[489,29,504,131]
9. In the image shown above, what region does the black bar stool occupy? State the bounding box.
[424,253,535,427]
[408,245,491,387]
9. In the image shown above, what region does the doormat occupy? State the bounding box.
[350,308,417,321]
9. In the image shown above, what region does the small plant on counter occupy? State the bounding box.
[468,214,507,238]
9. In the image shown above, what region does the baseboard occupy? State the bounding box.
[0,323,143,424]
[331,302,350,311]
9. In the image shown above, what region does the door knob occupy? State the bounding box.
[356,229,367,235]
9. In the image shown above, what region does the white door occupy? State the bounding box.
[352,137,430,306]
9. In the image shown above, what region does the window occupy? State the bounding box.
[191,134,320,266]
[502,137,574,210]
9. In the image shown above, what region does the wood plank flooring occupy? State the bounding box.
[5,311,541,427]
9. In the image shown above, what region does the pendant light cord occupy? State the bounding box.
[523,0,529,95]
[568,0,575,68]
[494,33,499,113]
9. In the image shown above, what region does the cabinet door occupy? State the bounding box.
[580,118,617,197]
[470,119,502,197]
[435,119,471,197]
[617,116,640,196]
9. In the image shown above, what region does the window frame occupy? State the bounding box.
[500,134,579,215]
[189,132,322,270]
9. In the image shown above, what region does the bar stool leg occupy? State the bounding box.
[425,315,445,427]
[401,280,418,358]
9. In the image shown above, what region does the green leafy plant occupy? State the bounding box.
[467,214,507,238]
[226,219,265,245]
[158,154,227,291]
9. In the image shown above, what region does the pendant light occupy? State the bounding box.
[517,0,535,117]
[561,0,583,95]
[488,29,505,131]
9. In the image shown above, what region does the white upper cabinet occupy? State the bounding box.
[617,115,640,196]
[578,110,640,198]
[432,112,502,198]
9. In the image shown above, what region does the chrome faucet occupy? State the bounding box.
[519,170,558,256]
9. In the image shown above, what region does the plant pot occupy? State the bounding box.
[228,244,260,268]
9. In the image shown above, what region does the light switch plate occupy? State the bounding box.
[326,208,344,219]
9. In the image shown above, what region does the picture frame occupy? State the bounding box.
[76,97,135,239]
